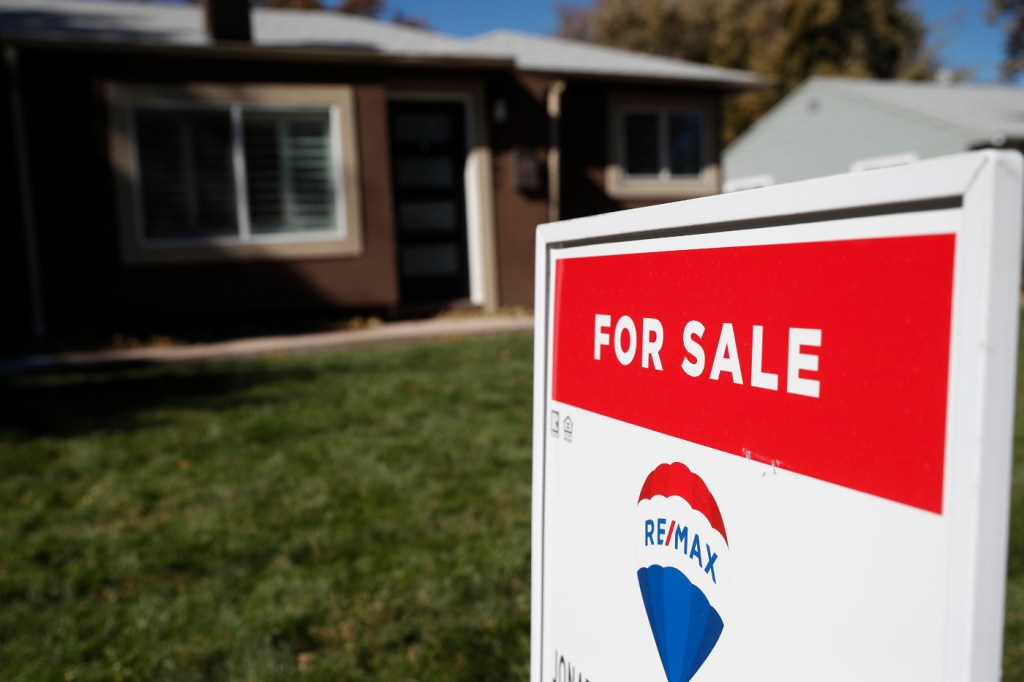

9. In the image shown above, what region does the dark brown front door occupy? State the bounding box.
[388,100,470,306]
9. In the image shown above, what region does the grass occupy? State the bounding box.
[5,327,1024,680]
[0,334,534,681]
[1003,317,1024,679]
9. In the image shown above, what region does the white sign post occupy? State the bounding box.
[531,151,1023,681]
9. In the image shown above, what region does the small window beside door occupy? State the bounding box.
[606,99,719,200]
[621,109,704,178]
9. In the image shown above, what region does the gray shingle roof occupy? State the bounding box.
[818,76,1024,143]
[0,0,207,45]
[0,0,479,55]
[254,6,470,54]
[0,0,765,87]
[462,30,765,88]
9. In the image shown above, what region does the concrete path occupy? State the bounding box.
[0,315,534,375]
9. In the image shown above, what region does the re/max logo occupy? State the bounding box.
[644,518,720,584]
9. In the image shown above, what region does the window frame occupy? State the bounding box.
[106,83,363,264]
[606,95,719,200]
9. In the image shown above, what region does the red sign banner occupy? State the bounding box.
[552,234,956,514]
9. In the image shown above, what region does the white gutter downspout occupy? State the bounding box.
[546,79,566,224]
[4,45,45,338]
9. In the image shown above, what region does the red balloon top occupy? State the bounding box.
[638,462,728,545]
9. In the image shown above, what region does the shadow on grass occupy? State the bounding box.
[0,362,319,441]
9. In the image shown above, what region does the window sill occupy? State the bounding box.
[604,164,720,201]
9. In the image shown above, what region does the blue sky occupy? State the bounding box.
[383,0,1011,83]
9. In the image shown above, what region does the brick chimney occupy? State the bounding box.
[202,0,251,43]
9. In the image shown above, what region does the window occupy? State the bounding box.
[134,108,239,240]
[621,107,706,179]
[606,97,718,200]
[106,84,362,263]
[243,111,337,235]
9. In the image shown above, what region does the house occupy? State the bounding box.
[0,0,765,343]
[723,76,1024,191]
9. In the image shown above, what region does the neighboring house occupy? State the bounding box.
[723,76,1024,191]
[0,0,764,342]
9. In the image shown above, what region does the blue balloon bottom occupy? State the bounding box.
[637,565,724,682]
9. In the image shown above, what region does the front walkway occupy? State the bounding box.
[0,315,534,375]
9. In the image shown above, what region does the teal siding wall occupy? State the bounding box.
[724,81,972,186]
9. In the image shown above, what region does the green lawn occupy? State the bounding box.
[0,335,534,681]
[1003,321,1024,679]
[3,329,1024,680]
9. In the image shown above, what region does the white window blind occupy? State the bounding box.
[133,105,341,243]
[243,111,336,235]
[135,109,237,238]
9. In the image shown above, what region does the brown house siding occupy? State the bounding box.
[13,47,410,335]
[2,37,735,341]
[491,72,551,308]
[0,50,34,344]
[18,47,121,336]
[560,80,620,221]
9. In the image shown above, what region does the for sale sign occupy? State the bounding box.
[531,151,1023,681]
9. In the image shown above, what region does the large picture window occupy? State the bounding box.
[107,84,362,263]
[606,97,718,200]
